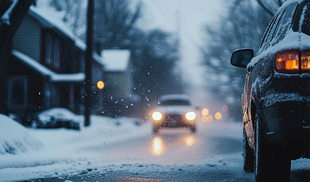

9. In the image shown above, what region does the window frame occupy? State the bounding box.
[272,3,299,45]
[43,29,62,70]
[8,76,28,107]
[259,13,279,49]
[259,11,285,51]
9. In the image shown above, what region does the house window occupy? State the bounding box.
[8,76,28,106]
[45,32,61,68]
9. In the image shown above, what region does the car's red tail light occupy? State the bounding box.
[276,51,299,73]
[301,51,310,71]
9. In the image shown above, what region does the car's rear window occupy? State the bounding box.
[302,3,310,35]
[160,100,191,106]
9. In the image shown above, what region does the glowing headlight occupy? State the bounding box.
[152,111,163,121]
[185,112,196,121]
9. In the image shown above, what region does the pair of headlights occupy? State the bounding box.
[151,111,196,121]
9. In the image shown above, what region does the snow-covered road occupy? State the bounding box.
[0,116,309,181]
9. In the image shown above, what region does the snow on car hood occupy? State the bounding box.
[153,105,195,115]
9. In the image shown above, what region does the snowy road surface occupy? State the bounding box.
[0,116,309,181]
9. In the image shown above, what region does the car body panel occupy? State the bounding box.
[240,1,310,157]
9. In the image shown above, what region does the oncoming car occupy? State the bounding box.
[151,95,197,133]
[230,1,310,181]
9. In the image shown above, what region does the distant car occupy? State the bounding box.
[230,1,310,181]
[151,95,197,133]
[32,108,81,130]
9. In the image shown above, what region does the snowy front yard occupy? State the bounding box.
[0,115,150,181]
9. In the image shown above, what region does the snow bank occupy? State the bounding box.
[0,115,149,175]
[38,108,82,125]
[0,114,41,155]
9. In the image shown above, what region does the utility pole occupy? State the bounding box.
[84,0,94,127]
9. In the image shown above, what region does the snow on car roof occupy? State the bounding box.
[278,0,305,13]
[159,94,190,102]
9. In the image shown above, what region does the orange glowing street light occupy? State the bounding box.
[97,81,105,90]
[215,112,223,120]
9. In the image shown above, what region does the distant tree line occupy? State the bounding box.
[202,0,284,120]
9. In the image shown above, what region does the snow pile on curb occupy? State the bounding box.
[0,114,42,155]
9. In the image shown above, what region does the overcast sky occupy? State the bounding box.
[138,0,227,104]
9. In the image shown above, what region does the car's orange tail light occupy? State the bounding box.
[276,51,299,73]
[301,51,310,71]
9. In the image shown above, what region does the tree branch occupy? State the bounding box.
[256,0,274,17]
[278,0,282,6]
[0,0,34,44]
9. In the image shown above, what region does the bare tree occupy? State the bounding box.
[93,0,142,51]
[256,0,286,16]
[49,0,86,36]
[202,0,271,119]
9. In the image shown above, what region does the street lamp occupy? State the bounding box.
[97,81,105,90]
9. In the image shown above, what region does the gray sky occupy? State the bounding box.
[138,0,227,104]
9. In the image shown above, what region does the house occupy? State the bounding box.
[7,4,105,124]
[100,50,138,117]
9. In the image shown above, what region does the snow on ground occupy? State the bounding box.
[0,114,41,155]
[0,115,150,182]
[1,116,308,182]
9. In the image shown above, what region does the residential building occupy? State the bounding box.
[7,4,104,124]
[100,50,138,117]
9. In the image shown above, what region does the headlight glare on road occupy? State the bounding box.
[185,112,196,121]
[152,111,163,121]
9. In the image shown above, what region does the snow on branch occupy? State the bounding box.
[0,0,18,26]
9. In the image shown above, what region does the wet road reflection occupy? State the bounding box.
[183,135,197,146]
[150,134,198,156]
[151,136,165,156]
[80,122,243,166]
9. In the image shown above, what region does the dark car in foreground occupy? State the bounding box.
[151,95,197,133]
[230,0,310,181]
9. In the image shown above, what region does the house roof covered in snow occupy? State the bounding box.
[12,50,85,82]
[27,1,104,68]
[29,3,77,41]
[101,50,131,72]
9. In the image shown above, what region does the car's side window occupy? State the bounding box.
[272,3,298,45]
[265,10,285,48]
[301,3,310,36]
[259,13,280,52]
[262,9,288,50]
[259,15,277,49]
[270,10,287,45]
